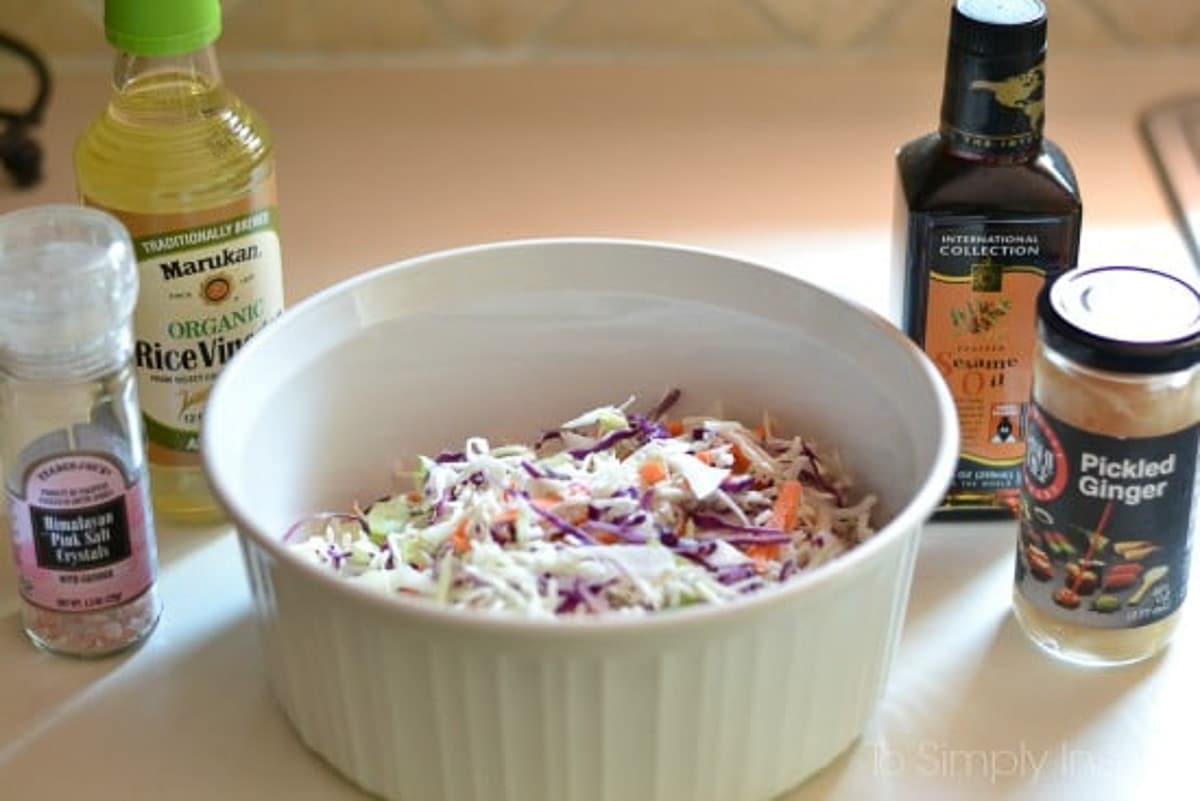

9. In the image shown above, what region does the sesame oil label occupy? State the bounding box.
[87,188,284,467]
[919,218,1071,508]
[1017,404,1196,628]
[7,452,156,612]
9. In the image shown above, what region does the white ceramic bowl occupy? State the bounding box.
[203,239,956,801]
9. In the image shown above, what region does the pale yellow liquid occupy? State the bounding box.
[75,55,276,524]
[1013,590,1179,666]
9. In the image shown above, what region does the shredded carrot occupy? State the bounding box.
[665,419,685,437]
[731,444,752,474]
[767,479,804,531]
[530,497,559,516]
[695,450,716,466]
[407,491,422,503]
[639,461,668,486]
[744,543,782,562]
[595,531,619,545]
[494,508,520,524]
[530,495,587,525]
[752,425,766,441]
[531,491,562,508]
[451,519,471,554]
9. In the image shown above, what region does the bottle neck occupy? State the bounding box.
[939,45,1046,163]
[113,45,222,95]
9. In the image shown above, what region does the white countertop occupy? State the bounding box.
[2,55,1200,800]
[2,519,1196,801]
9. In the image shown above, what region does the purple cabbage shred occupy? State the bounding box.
[646,387,682,421]
[690,513,787,538]
[801,442,846,507]
[567,426,640,458]
[528,502,598,545]
[535,430,563,449]
[719,476,755,493]
[779,559,797,582]
[715,564,758,584]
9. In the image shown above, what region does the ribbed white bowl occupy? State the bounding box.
[205,239,957,801]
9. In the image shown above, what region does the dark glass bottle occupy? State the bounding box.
[894,0,1081,519]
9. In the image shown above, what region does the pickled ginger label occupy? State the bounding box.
[1017,404,1197,628]
[86,192,285,468]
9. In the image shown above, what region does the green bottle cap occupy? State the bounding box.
[105,0,222,56]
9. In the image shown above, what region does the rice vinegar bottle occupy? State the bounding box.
[76,0,284,523]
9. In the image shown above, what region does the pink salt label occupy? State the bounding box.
[6,452,156,612]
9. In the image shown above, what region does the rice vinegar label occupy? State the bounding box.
[1017,404,1196,628]
[87,185,284,466]
[7,451,156,611]
[918,217,1071,509]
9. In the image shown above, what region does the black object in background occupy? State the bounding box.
[0,32,51,189]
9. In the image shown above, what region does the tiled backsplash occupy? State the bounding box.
[3,0,1199,61]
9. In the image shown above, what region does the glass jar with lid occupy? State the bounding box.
[0,205,162,657]
[1013,265,1200,666]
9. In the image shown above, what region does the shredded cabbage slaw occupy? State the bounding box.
[285,390,877,618]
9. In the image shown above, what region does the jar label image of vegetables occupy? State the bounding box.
[7,449,156,612]
[1017,403,1196,628]
[919,219,1072,510]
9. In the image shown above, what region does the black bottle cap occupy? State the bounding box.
[950,0,1047,57]
[1039,266,1200,374]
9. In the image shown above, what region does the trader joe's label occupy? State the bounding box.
[7,451,155,611]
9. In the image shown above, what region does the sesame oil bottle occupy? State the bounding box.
[894,0,1082,518]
